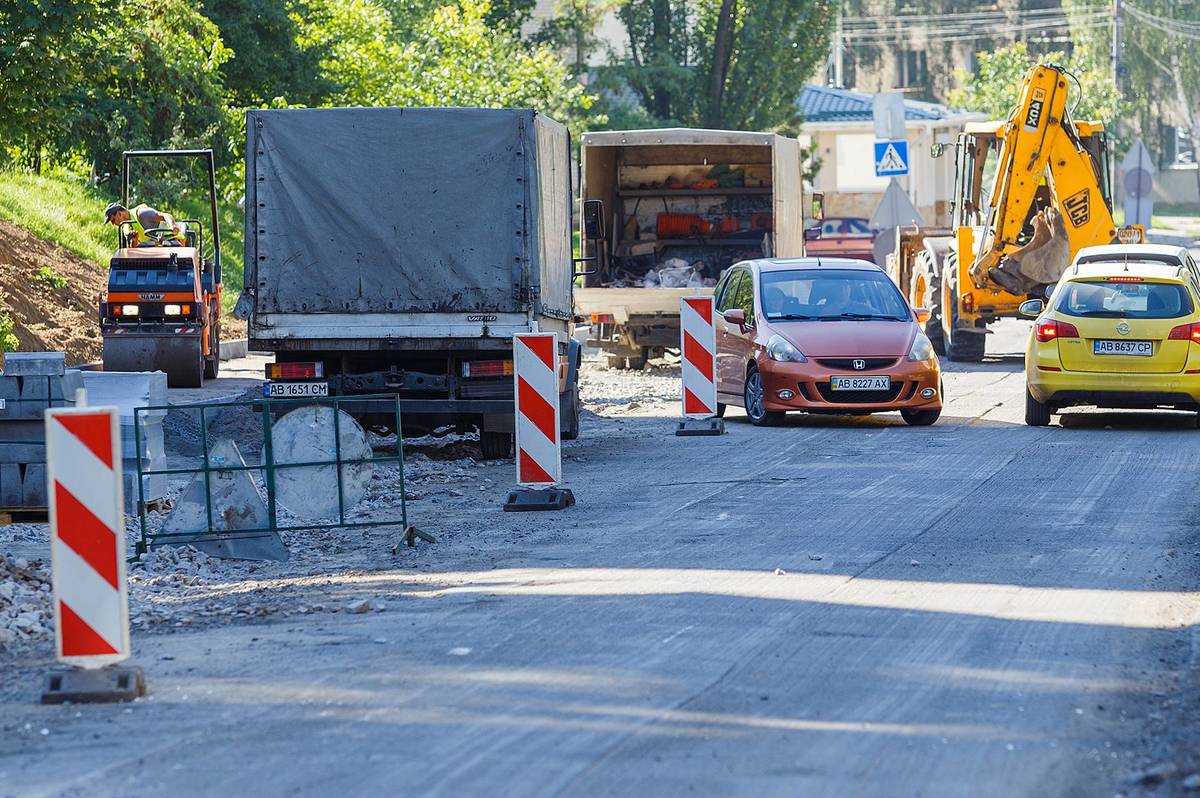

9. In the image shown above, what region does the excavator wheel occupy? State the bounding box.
[910,250,945,355]
[203,310,221,380]
[942,258,987,362]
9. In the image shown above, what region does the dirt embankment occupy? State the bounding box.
[0,218,106,365]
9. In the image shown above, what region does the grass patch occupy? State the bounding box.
[0,170,245,312]
[0,171,113,264]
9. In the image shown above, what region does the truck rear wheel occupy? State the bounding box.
[479,430,513,460]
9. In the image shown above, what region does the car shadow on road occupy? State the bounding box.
[1056,410,1199,430]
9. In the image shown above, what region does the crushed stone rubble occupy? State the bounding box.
[0,554,53,651]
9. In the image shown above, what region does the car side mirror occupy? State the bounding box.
[804,226,821,241]
[913,307,932,324]
[582,199,606,242]
[1043,283,1055,298]
[722,308,746,328]
[1018,299,1045,317]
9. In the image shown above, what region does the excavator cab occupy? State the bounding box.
[99,149,223,387]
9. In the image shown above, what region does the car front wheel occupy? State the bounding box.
[744,365,784,426]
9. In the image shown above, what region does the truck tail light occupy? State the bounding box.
[1168,322,1200,342]
[591,313,615,324]
[462,359,514,378]
[267,362,325,379]
[1035,318,1080,343]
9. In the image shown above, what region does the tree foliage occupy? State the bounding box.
[948,42,1128,129]
[611,0,837,131]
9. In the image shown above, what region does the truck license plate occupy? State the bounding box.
[1093,340,1153,356]
[830,376,890,391]
[264,381,329,398]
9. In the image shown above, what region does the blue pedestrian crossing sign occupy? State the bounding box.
[874,140,909,177]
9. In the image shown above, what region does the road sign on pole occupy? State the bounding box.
[874,140,909,177]
[869,178,923,230]
[1121,138,1155,230]
[872,93,906,141]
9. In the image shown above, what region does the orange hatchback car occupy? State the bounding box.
[713,258,943,426]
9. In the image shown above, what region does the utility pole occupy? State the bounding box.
[832,4,844,88]
[1111,0,1124,92]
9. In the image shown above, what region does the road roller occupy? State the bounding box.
[99,149,222,387]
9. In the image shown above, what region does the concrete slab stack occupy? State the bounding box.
[80,371,169,511]
[0,353,81,512]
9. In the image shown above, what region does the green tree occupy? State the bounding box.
[948,42,1127,129]
[0,0,108,170]
[612,0,837,130]
[298,0,602,134]
[202,0,333,106]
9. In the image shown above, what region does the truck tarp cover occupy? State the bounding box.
[246,107,562,316]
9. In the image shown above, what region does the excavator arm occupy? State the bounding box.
[969,64,1117,289]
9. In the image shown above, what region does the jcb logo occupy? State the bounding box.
[1022,89,1047,131]
[1064,189,1091,227]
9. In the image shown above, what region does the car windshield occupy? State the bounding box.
[760,268,910,321]
[1056,280,1193,319]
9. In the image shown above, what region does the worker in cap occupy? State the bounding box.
[104,202,185,247]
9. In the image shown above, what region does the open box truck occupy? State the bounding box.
[237,107,588,458]
[576,129,812,368]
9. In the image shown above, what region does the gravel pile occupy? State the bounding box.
[579,358,680,415]
[0,554,52,651]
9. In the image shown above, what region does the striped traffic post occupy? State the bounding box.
[504,332,574,511]
[41,401,145,703]
[677,295,724,436]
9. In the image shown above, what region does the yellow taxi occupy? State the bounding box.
[1021,245,1200,426]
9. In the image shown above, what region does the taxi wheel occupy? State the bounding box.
[1025,389,1052,426]
[901,408,940,426]
[744,365,784,426]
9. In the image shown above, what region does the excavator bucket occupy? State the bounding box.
[103,332,204,388]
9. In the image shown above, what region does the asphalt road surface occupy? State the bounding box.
[3,321,1199,796]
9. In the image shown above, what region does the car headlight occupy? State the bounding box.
[907,332,935,362]
[766,334,807,362]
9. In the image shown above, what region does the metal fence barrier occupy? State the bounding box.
[131,393,428,558]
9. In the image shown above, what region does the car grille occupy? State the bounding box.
[815,381,908,404]
[813,357,898,370]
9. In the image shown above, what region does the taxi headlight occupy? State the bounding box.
[121,304,139,316]
[766,334,807,362]
[907,332,936,362]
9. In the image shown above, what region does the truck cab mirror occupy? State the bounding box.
[804,226,822,241]
[583,199,606,241]
[1018,299,1045,317]
[810,192,825,222]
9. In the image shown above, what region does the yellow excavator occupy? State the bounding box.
[888,63,1133,360]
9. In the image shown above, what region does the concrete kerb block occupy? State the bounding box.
[676,417,725,436]
[41,666,146,704]
[503,487,576,512]
[2,352,65,376]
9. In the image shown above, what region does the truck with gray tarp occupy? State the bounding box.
[236,107,590,459]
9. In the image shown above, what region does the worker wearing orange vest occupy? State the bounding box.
[104,202,185,246]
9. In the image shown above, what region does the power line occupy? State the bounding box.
[841,15,1109,46]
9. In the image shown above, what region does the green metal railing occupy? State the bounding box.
[131,393,427,557]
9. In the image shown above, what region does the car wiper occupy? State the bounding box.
[817,313,906,321]
[771,313,815,320]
